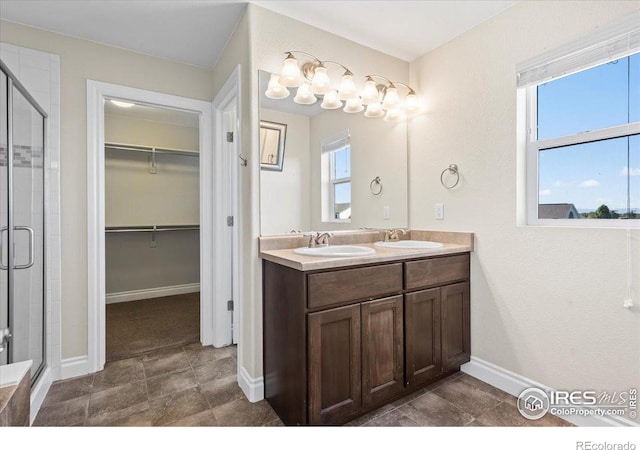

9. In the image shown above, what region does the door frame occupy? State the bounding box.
[86,81,217,372]
[212,66,242,354]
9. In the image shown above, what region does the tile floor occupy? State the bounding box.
[34,345,571,427]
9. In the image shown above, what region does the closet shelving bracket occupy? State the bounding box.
[104,142,199,175]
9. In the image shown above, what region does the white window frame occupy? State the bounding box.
[328,145,351,223]
[520,13,640,228]
[525,75,640,228]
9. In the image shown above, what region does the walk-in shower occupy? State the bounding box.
[0,59,47,384]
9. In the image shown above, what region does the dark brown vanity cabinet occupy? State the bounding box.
[263,253,470,425]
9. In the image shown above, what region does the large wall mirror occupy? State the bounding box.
[258,70,408,235]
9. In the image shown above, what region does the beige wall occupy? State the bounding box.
[308,108,408,231]
[240,4,412,385]
[211,8,260,378]
[105,114,199,150]
[408,0,640,423]
[104,115,200,295]
[259,108,311,235]
[0,20,214,359]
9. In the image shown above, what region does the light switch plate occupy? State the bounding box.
[383,206,390,220]
[435,203,444,220]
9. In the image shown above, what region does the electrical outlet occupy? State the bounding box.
[435,203,444,220]
[383,206,390,220]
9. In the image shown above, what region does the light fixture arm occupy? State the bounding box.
[285,50,322,65]
[366,74,416,94]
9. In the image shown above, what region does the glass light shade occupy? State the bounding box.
[343,97,364,114]
[338,74,358,100]
[111,100,135,108]
[279,56,302,87]
[361,80,379,105]
[265,74,290,99]
[310,66,332,95]
[321,90,342,109]
[404,92,421,115]
[382,86,400,109]
[293,83,317,105]
[364,102,384,118]
[384,108,405,123]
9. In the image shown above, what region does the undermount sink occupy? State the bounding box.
[374,240,444,249]
[293,245,375,257]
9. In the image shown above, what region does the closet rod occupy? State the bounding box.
[105,142,200,158]
[105,225,200,233]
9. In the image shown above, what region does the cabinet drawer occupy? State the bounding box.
[307,263,403,309]
[404,254,469,290]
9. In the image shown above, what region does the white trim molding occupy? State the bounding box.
[462,357,639,427]
[86,80,214,374]
[238,366,264,403]
[58,355,90,380]
[106,283,200,304]
[30,367,52,424]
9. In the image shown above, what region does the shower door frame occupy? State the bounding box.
[0,58,48,384]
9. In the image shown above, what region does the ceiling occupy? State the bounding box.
[256,1,516,61]
[0,1,516,67]
[105,100,200,128]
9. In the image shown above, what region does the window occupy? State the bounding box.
[321,130,351,222]
[520,19,640,226]
[330,146,351,220]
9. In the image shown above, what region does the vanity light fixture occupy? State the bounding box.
[111,100,135,108]
[265,73,290,99]
[321,90,343,109]
[267,51,422,120]
[293,82,317,105]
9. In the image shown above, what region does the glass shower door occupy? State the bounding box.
[10,82,45,380]
[0,62,47,382]
[0,70,7,367]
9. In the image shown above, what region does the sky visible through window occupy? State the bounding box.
[537,52,639,215]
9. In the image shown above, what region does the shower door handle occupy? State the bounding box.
[14,226,34,270]
[0,227,7,270]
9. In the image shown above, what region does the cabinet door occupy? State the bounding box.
[308,304,361,424]
[441,281,470,370]
[405,288,442,386]
[362,295,404,408]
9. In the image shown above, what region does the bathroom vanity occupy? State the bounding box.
[260,231,473,425]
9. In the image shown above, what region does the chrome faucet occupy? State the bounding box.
[308,232,333,248]
[384,228,407,242]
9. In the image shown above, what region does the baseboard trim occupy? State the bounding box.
[461,356,639,427]
[238,366,264,403]
[59,355,91,380]
[106,283,200,304]
[30,367,52,424]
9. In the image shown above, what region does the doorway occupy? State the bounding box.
[103,103,202,361]
[87,80,237,375]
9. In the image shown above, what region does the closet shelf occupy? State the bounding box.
[106,225,199,233]
[105,142,199,158]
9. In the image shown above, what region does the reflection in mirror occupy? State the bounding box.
[260,120,287,171]
[259,70,408,235]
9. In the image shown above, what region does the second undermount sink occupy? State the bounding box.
[293,245,376,257]
[374,240,444,249]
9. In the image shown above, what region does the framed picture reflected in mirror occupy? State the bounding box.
[260,120,287,171]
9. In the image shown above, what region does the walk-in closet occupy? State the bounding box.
[104,101,200,362]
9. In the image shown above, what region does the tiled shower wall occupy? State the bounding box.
[0,43,62,383]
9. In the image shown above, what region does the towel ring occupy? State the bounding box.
[440,164,460,189]
[370,176,383,196]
